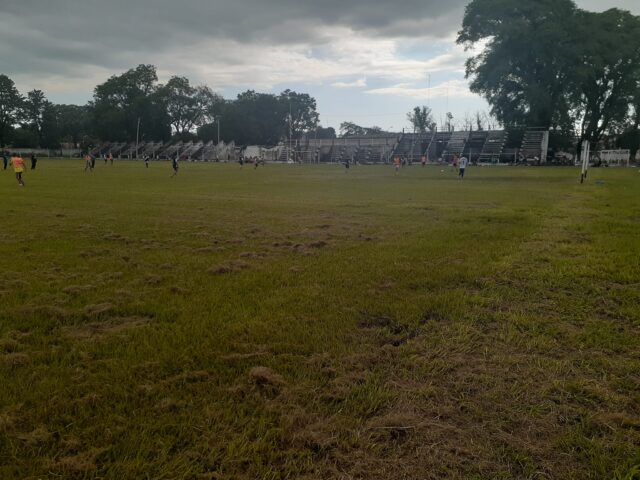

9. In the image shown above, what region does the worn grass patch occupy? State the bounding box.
[0,161,639,479]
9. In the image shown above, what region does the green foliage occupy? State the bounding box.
[0,74,23,147]
[217,90,320,145]
[280,89,320,139]
[339,122,385,137]
[407,105,437,134]
[90,64,171,142]
[458,0,578,130]
[459,0,640,145]
[313,126,337,139]
[55,104,91,147]
[22,90,49,144]
[160,77,222,135]
[572,9,640,143]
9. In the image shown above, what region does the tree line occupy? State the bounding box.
[0,65,329,150]
[459,0,640,157]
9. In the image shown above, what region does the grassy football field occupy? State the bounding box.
[1,160,639,479]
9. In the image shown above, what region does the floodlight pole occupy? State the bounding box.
[216,115,221,145]
[289,101,293,163]
[135,117,141,160]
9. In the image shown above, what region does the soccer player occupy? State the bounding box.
[452,155,459,173]
[10,153,26,186]
[393,156,401,175]
[30,154,38,170]
[343,158,350,172]
[171,154,179,177]
[2,152,8,170]
[109,153,114,166]
[459,155,468,180]
[83,153,92,171]
[144,155,150,168]
[421,155,427,167]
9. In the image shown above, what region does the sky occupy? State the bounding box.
[1,0,638,133]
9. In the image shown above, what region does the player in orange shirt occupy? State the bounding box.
[393,156,401,175]
[10,153,26,186]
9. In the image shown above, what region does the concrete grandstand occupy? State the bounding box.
[83,128,553,164]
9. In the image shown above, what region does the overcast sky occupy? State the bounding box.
[1,0,638,132]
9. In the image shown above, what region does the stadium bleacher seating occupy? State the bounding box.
[84,128,553,165]
[521,129,546,160]
[426,132,452,161]
[443,131,470,160]
[464,131,489,163]
[478,131,507,163]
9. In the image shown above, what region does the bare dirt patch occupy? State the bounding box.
[307,240,328,249]
[62,285,94,296]
[83,302,115,318]
[208,261,250,275]
[62,316,152,340]
[78,249,111,258]
[0,352,30,368]
[0,338,20,353]
[15,305,73,322]
[16,426,53,446]
[239,251,268,259]
[249,366,285,387]
[155,397,187,412]
[50,448,106,474]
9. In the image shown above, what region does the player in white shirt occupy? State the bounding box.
[459,156,468,179]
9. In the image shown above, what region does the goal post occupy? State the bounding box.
[580,140,591,184]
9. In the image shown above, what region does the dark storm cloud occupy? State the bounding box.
[0,0,467,76]
[1,0,637,92]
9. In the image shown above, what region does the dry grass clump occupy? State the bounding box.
[1,352,30,367]
[207,261,250,275]
[249,366,285,387]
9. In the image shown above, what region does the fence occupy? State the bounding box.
[1,148,82,158]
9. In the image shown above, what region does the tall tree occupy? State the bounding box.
[40,102,61,149]
[407,106,436,134]
[90,64,170,141]
[616,76,640,160]
[23,89,50,146]
[458,0,578,129]
[571,9,640,144]
[339,122,366,137]
[221,91,284,145]
[314,126,337,139]
[0,74,23,147]
[339,122,386,137]
[56,105,91,147]
[279,90,320,139]
[163,76,198,134]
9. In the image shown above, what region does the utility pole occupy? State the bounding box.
[216,115,221,145]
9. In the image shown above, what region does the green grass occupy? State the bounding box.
[1,160,639,479]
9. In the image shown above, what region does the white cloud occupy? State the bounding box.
[331,78,367,88]
[365,79,476,100]
[152,28,470,91]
